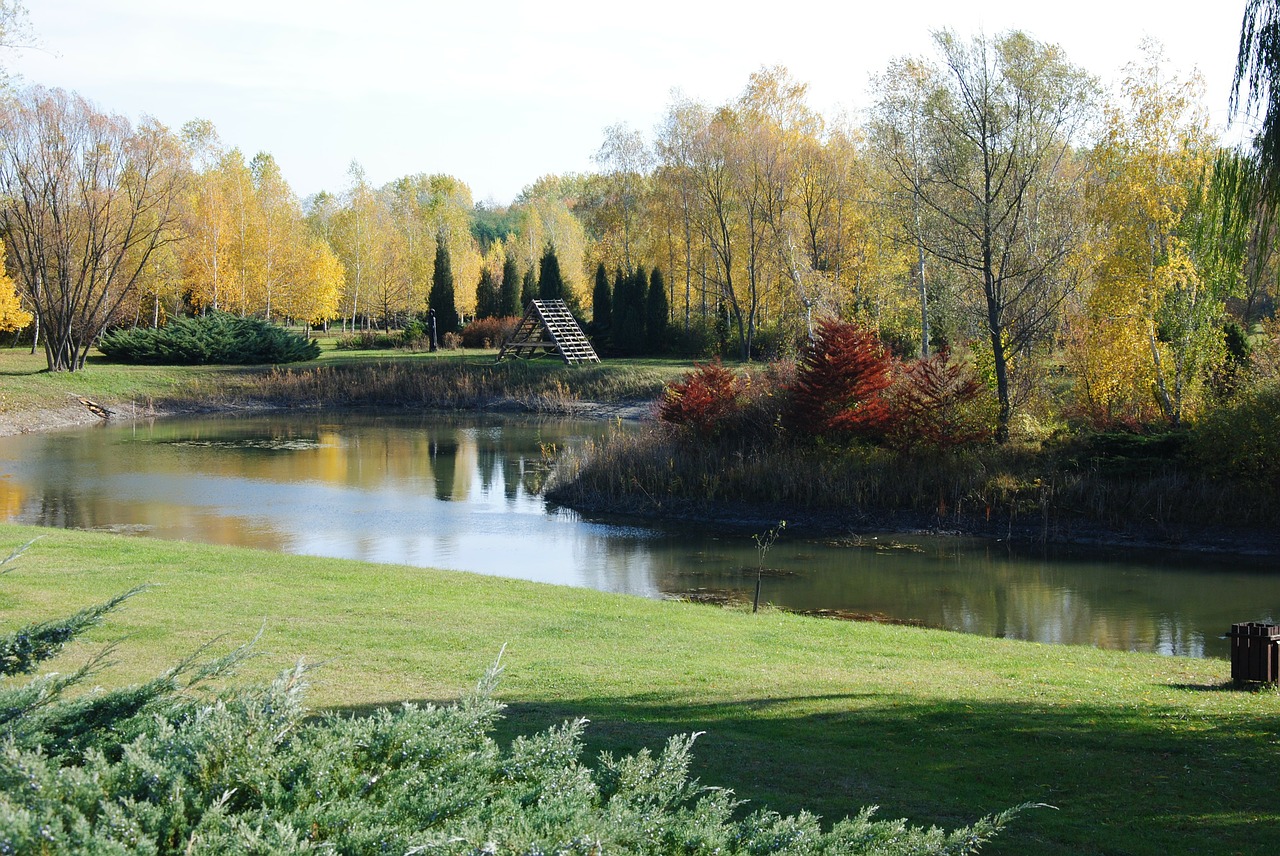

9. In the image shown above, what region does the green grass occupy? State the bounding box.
[1,523,1275,856]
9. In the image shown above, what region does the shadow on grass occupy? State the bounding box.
[332,690,1280,856]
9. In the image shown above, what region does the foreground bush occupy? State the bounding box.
[99,312,320,365]
[0,547,1019,855]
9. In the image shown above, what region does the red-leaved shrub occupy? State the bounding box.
[786,319,893,441]
[657,361,742,439]
[461,316,521,349]
[886,349,992,451]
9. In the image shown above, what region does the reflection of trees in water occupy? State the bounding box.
[645,539,1268,657]
[34,486,89,529]
[14,413,1265,658]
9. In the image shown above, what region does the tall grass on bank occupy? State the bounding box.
[183,358,678,414]
[549,424,1280,538]
[0,346,685,419]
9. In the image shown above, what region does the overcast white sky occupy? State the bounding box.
[8,1,1250,205]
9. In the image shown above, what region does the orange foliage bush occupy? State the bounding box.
[461,316,520,349]
[886,350,991,451]
[786,319,893,441]
[657,361,742,439]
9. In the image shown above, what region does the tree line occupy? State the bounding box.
[2,11,1278,444]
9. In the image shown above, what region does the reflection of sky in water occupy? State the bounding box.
[1,413,1277,657]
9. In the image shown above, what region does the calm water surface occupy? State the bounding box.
[0,412,1274,658]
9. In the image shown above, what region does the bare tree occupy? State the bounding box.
[874,31,1095,440]
[0,87,187,371]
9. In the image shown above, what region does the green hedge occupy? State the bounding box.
[99,313,320,365]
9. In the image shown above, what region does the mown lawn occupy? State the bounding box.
[1,523,1275,855]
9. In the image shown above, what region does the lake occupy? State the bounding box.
[0,412,1274,658]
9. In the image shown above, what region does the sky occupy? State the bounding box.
[7,1,1250,206]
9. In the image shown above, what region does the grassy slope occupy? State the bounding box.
[1,523,1275,856]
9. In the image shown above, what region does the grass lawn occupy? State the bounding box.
[1,523,1275,855]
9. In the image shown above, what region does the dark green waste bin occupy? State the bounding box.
[1227,623,1280,684]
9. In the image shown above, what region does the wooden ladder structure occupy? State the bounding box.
[497,299,600,364]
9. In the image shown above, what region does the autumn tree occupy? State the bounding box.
[180,119,232,313]
[0,87,186,371]
[874,31,1095,440]
[592,123,652,271]
[787,319,894,441]
[0,241,32,333]
[1079,45,1219,425]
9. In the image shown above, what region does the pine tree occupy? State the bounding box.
[499,255,521,317]
[429,235,460,334]
[646,267,668,354]
[475,268,499,320]
[537,244,565,301]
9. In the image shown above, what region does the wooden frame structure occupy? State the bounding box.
[497,299,599,364]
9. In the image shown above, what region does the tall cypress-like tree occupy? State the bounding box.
[430,234,460,334]
[646,267,668,353]
[591,262,612,333]
[537,244,565,301]
[499,255,521,317]
[520,267,537,308]
[475,268,499,319]
[613,268,648,356]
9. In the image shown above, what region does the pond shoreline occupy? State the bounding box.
[558,492,1280,560]
[5,389,1279,559]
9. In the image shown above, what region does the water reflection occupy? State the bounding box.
[0,413,1275,658]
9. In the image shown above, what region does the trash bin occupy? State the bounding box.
[1226,623,1280,684]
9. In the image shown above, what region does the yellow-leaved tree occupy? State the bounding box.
[0,240,32,333]
[1077,42,1218,426]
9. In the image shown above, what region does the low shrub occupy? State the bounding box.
[461,315,520,349]
[886,350,993,451]
[657,361,742,440]
[99,312,320,365]
[1191,379,1280,488]
[334,330,404,351]
[0,546,1019,855]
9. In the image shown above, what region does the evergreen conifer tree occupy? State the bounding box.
[430,235,460,334]
[520,267,537,309]
[591,262,612,337]
[499,256,521,317]
[475,268,499,319]
[613,268,648,355]
[646,267,668,353]
[537,244,565,301]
